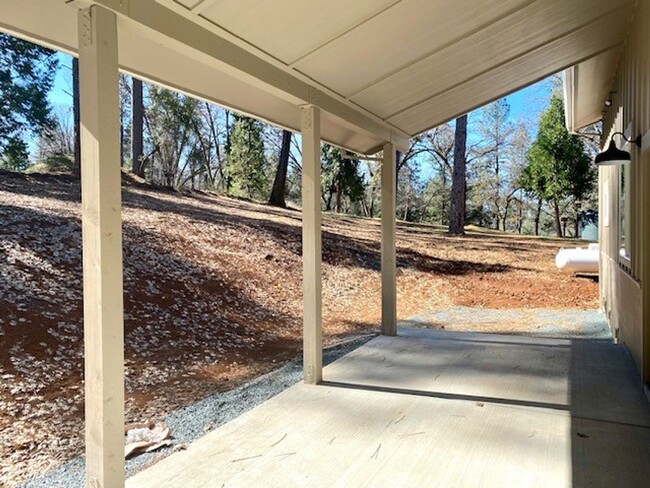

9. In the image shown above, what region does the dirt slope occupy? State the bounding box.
[0,171,598,485]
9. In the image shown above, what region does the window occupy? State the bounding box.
[619,143,631,267]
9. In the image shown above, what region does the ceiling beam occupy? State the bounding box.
[81,0,410,152]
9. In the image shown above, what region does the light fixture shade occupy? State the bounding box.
[595,140,631,166]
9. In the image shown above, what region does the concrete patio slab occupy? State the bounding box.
[127,327,650,488]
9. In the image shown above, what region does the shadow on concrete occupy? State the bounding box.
[323,327,650,488]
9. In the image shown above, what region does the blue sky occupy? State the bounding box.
[49,54,74,104]
[506,77,555,133]
[46,52,556,159]
[49,53,74,107]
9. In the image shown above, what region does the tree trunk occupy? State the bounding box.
[395,150,401,181]
[502,198,511,232]
[325,190,333,211]
[335,178,342,213]
[440,167,447,225]
[553,198,563,237]
[494,153,500,230]
[131,78,144,177]
[403,175,411,221]
[360,199,370,217]
[534,198,542,236]
[448,114,467,235]
[120,119,124,167]
[72,57,81,178]
[269,130,291,207]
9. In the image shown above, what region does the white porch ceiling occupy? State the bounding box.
[0,0,636,153]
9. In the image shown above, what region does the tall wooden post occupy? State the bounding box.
[381,142,397,336]
[78,5,125,487]
[302,105,322,385]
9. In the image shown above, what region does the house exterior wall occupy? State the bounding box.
[600,0,650,383]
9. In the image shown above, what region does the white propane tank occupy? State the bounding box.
[555,243,599,274]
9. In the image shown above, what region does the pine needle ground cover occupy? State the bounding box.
[0,171,597,485]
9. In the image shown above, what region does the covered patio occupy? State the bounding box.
[1,0,648,486]
[127,327,650,487]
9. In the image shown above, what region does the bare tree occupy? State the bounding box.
[424,124,454,224]
[36,106,76,172]
[498,122,529,231]
[476,99,515,230]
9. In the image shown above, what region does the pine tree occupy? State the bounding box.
[523,95,593,237]
[320,144,365,213]
[0,34,58,169]
[448,114,468,235]
[2,139,29,171]
[224,114,267,199]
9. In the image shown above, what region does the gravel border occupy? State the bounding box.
[22,334,375,488]
[406,308,610,340]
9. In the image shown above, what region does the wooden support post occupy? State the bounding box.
[302,105,323,385]
[381,143,397,336]
[78,6,124,488]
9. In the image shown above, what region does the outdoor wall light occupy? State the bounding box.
[604,91,616,109]
[595,132,642,166]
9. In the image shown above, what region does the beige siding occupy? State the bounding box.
[600,0,650,382]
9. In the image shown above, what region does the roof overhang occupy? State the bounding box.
[1,0,409,154]
[564,47,623,133]
[0,0,638,153]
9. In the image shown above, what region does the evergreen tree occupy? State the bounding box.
[225,114,267,199]
[448,114,468,234]
[523,95,593,237]
[2,139,30,171]
[320,144,365,213]
[0,34,58,169]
